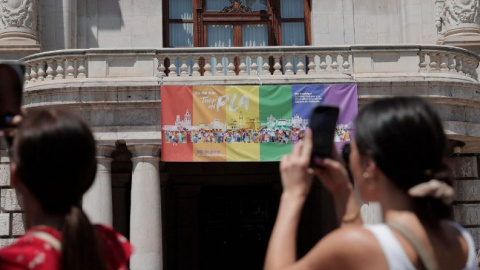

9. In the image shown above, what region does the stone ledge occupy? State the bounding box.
[12,213,25,236]
[0,164,10,187]
[0,189,22,212]
[454,180,480,202]
[450,156,479,179]
[0,238,15,248]
[0,213,9,236]
[453,204,480,226]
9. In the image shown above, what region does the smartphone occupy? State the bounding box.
[0,61,25,130]
[309,104,339,167]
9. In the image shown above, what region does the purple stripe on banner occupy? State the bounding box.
[292,85,325,120]
[323,84,358,149]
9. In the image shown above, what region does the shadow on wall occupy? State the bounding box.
[40,0,124,50]
[84,0,124,48]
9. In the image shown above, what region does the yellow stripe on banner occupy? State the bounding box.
[226,86,260,161]
[192,85,227,161]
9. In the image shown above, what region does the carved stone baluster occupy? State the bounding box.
[168,58,178,76]
[204,57,213,76]
[461,57,469,76]
[418,52,427,72]
[37,61,46,81]
[319,54,328,72]
[428,53,439,72]
[239,56,247,76]
[56,58,65,79]
[215,56,224,76]
[273,55,282,75]
[77,57,87,78]
[296,55,305,75]
[180,57,189,77]
[331,54,339,72]
[262,55,270,76]
[341,54,351,73]
[439,53,449,72]
[455,56,463,74]
[284,54,294,75]
[29,62,37,83]
[156,56,166,77]
[249,56,259,76]
[467,59,474,78]
[227,56,235,76]
[447,54,456,73]
[66,58,76,79]
[45,60,55,80]
[469,59,477,78]
[24,66,30,85]
[307,55,317,75]
[472,59,479,80]
[192,56,201,76]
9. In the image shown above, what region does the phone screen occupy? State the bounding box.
[0,62,25,129]
[309,105,339,165]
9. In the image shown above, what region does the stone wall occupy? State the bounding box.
[0,140,25,248]
[451,154,480,266]
[311,0,438,45]
[39,0,163,51]
[35,0,446,51]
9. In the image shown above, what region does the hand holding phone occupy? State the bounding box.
[0,61,25,131]
[309,104,339,167]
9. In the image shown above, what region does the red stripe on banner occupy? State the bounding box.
[161,85,194,161]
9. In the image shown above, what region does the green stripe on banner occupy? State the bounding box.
[259,85,293,161]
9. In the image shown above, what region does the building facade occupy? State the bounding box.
[1,0,480,269]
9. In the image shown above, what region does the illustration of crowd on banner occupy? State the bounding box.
[161,84,357,162]
[163,111,353,145]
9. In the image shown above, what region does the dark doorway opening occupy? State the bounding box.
[199,185,275,270]
[162,162,336,270]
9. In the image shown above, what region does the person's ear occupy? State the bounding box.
[363,159,379,191]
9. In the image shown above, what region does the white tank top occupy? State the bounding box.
[364,222,477,270]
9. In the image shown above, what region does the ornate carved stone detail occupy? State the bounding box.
[221,0,253,13]
[444,0,480,25]
[0,0,37,31]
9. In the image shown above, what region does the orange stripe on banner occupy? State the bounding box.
[161,85,194,161]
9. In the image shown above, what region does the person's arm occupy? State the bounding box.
[264,191,307,269]
[264,131,362,270]
[315,154,362,226]
[265,217,379,270]
[264,130,314,270]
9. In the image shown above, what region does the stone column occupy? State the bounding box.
[440,0,480,48]
[0,0,41,58]
[82,145,115,226]
[62,0,77,49]
[128,144,162,270]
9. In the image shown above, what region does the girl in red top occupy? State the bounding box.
[0,109,132,270]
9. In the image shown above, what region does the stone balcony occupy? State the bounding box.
[19,45,480,152]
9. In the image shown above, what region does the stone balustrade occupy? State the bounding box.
[17,45,480,154]
[19,45,480,85]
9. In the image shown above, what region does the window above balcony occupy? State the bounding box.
[163,0,311,48]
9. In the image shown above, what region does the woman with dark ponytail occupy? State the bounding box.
[0,109,132,270]
[265,97,476,270]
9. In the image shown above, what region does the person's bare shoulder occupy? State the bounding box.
[296,226,388,270]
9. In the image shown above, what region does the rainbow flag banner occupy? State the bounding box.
[161,84,357,162]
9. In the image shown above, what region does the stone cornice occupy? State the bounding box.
[96,145,116,158]
[127,144,161,158]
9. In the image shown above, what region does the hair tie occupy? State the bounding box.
[408,179,455,205]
